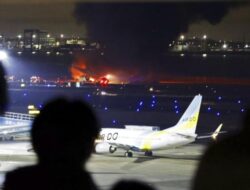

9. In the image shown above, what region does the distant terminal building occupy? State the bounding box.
[170,35,250,53]
[23,29,49,50]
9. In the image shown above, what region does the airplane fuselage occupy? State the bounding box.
[99,128,196,152]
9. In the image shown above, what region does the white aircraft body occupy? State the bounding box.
[94,94,222,157]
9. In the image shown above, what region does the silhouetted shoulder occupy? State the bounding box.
[4,165,98,190]
[192,134,250,190]
[111,180,155,190]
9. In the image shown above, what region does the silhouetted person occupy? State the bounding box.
[3,98,100,190]
[0,61,8,114]
[111,180,156,190]
[192,109,250,190]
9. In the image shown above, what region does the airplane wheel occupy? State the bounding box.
[125,151,133,157]
[145,151,153,156]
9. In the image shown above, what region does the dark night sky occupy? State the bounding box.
[0,1,249,41]
[1,1,250,80]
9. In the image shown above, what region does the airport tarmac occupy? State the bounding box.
[0,143,207,190]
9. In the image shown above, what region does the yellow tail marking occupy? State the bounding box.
[178,112,199,130]
[141,131,168,150]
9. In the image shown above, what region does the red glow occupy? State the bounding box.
[99,77,109,86]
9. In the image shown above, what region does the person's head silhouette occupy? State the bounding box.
[31,98,100,168]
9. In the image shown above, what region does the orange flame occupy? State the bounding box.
[70,56,87,81]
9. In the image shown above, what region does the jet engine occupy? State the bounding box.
[94,142,117,154]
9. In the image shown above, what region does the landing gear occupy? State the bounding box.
[144,151,153,156]
[124,151,133,157]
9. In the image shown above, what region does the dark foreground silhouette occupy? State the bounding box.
[192,109,250,190]
[111,180,156,190]
[0,61,7,114]
[3,98,100,190]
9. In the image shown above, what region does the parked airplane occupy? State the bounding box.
[94,94,222,157]
[0,95,223,157]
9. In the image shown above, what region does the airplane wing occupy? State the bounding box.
[197,124,226,140]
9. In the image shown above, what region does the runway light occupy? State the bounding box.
[28,105,35,110]
[202,53,207,58]
[101,91,107,96]
[0,51,8,60]
[149,87,154,92]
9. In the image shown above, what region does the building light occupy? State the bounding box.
[222,44,228,49]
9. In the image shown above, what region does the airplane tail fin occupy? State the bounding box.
[167,95,202,136]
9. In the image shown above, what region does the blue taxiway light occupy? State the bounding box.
[175,110,179,114]
[139,101,143,106]
[136,108,140,112]
[207,107,212,111]
[112,120,116,124]
[216,112,220,116]
[238,100,241,104]
[218,96,222,100]
[174,100,178,103]
[241,108,245,112]
[174,105,178,109]
[104,107,108,111]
